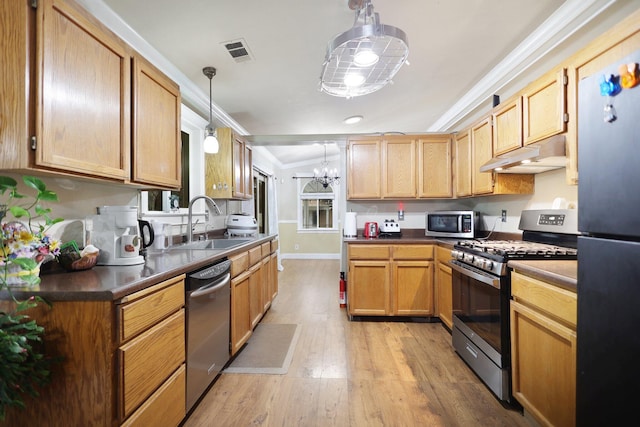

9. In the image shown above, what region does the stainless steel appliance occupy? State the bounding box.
[449,209,578,403]
[425,210,478,238]
[185,258,232,412]
[576,50,640,425]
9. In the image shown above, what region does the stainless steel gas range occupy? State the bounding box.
[449,209,578,403]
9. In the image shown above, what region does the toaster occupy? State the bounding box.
[380,219,401,235]
[364,222,379,238]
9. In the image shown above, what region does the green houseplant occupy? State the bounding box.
[0,175,62,420]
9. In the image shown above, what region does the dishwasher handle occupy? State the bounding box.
[190,273,230,298]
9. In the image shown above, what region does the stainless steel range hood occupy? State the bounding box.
[480,134,567,174]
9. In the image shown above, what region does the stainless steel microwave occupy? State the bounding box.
[425,211,478,238]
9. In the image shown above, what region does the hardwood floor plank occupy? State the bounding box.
[183,260,530,427]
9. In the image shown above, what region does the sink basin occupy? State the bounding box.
[172,238,252,250]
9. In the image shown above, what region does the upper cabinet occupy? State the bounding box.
[454,130,472,198]
[492,95,522,155]
[522,67,568,145]
[131,55,181,188]
[381,136,416,199]
[347,137,382,199]
[205,128,253,200]
[470,117,493,195]
[0,0,181,189]
[417,135,453,198]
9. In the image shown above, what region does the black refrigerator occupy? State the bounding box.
[577,50,640,425]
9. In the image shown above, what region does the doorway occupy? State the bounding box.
[253,170,268,234]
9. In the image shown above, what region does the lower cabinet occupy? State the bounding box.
[435,246,453,330]
[510,270,577,427]
[347,244,434,317]
[230,239,279,355]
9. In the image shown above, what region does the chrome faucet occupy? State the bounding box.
[187,195,222,242]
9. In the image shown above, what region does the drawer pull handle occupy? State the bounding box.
[465,344,478,359]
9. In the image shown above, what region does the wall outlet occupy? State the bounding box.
[398,210,404,221]
[501,210,507,222]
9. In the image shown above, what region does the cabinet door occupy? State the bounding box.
[270,252,278,301]
[454,130,472,197]
[523,68,567,145]
[492,96,522,155]
[261,257,271,312]
[436,261,453,329]
[471,116,494,195]
[348,260,390,316]
[249,263,262,329]
[392,261,433,316]
[382,137,416,198]
[417,135,452,198]
[231,270,252,355]
[510,300,576,427]
[232,135,248,199]
[132,55,181,188]
[37,0,130,179]
[347,138,381,199]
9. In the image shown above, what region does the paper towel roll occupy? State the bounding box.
[344,212,357,238]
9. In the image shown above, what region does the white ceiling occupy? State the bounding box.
[94,0,617,166]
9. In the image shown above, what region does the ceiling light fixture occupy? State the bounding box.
[313,144,340,189]
[344,115,363,124]
[202,66,219,154]
[320,0,409,98]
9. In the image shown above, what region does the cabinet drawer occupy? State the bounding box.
[230,251,248,277]
[118,277,185,342]
[348,244,390,260]
[436,246,453,262]
[392,245,433,260]
[119,310,185,419]
[261,241,271,258]
[511,271,577,328]
[249,246,262,266]
[121,364,186,427]
[271,239,279,252]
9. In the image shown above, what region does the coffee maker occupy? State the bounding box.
[90,205,145,265]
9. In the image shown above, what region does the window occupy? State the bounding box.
[298,179,337,231]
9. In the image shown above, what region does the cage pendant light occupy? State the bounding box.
[203,66,219,154]
[320,0,409,98]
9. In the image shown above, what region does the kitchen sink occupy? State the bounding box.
[171,238,253,250]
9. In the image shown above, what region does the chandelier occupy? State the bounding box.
[313,145,340,188]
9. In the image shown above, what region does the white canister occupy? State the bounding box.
[344,212,357,238]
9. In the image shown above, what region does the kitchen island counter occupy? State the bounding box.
[0,234,278,302]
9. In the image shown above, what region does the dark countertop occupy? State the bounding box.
[0,234,277,302]
[509,259,578,292]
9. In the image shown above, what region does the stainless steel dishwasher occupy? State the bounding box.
[185,258,231,412]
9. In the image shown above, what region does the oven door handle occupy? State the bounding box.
[449,260,501,290]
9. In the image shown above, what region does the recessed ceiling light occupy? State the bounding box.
[344,115,363,125]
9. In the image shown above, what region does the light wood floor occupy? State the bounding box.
[183,259,531,427]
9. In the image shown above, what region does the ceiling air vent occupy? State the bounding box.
[222,38,253,63]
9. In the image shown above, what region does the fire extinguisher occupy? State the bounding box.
[339,272,346,308]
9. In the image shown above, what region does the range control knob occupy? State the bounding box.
[464,253,474,263]
[483,260,493,270]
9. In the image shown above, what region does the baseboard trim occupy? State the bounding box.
[280,253,341,260]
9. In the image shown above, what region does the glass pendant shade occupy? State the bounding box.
[203,126,219,154]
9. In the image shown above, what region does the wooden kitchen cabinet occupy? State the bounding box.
[435,245,453,330]
[417,135,453,198]
[131,54,181,188]
[0,0,181,189]
[347,244,434,317]
[381,136,417,198]
[117,276,186,424]
[522,67,567,146]
[0,274,186,426]
[470,117,494,195]
[454,129,472,197]
[229,239,278,355]
[206,127,253,200]
[347,137,382,199]
[492,95,523,155]
[510,270,577,427]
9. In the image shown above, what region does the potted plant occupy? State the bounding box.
[0,175,62,421]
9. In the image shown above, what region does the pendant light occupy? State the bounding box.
[202,66,219,154]
[320,0,409,98]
